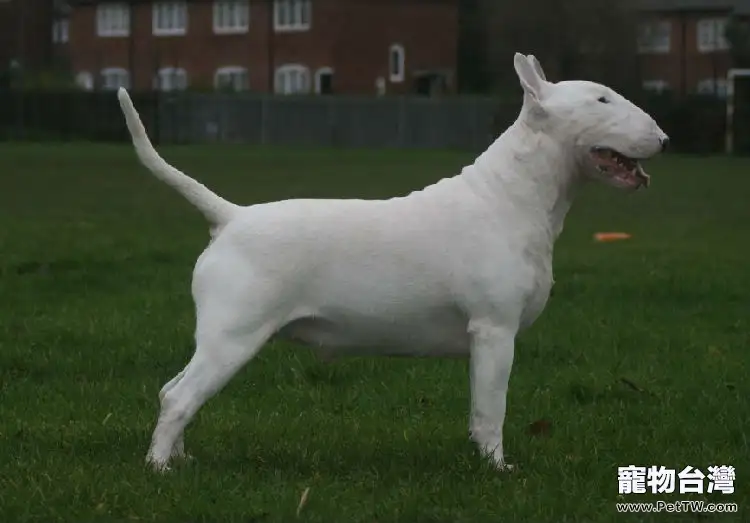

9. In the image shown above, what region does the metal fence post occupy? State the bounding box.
[397,96,406,148]
[327,94,336,147]
[260,95,267,146]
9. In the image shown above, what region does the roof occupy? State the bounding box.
[638,0,750,13]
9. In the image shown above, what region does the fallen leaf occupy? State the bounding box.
[528,418,552,436]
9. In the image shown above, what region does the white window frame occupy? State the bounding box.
[389,43,405,83]
[154,67,188,91]
[273,0,311,32]
[53,18,69,43]
[96,2,130,37]
[314,66,333,94]
[637,20,671,54]
[153,1,188,36]
[697,78,728,98]
[76,71,93,91]
[274,64,310,94]
[100,67,130,90]
[642,79,669,93]
[214,66,249,91]
[213,0,249,34]
[697,17,729,53]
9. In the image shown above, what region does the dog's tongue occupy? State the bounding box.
[635,163,650,188]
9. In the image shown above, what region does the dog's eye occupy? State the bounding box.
[597,96,610,104]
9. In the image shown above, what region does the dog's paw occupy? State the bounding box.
[148,461,172,473]
[170,445,193,461]
[146,453,172,473]
[486,451,515,472]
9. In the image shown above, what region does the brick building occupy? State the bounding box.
[0,0,69,79]
[65,0,458,95]
[636,0,750,98]
[8,0,742,99]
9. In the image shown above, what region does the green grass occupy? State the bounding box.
[0,143,748,522]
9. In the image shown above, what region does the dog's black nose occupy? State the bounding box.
[660,137,669,152]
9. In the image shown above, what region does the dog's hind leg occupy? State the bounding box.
[145,256,285,471]
[156,367,189,459]
[146,316,277,471]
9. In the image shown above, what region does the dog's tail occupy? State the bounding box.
[117,87,239,229]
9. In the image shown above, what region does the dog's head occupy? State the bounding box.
[513,52,668,190]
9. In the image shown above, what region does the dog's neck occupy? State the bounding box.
[464,106,582,247]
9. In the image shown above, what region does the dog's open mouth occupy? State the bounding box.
[590,147,650,189]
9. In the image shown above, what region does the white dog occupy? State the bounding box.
[116,53,667,472]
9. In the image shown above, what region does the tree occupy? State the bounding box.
[479,0,640,93]
[723,15,750,154]
[457,0,492,93]
[726,15,750,69]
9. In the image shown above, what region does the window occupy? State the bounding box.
[637,20,671,54]
[155,67,188,91]
[96,2,130,37]
[697,18,729,52]
[314,67,333,94]
[274,0,311,31]
[389,43,405,83]
[214,66,249,91]
[642,80,669,93]
[76,71,93,91]
[153,1,187,36]
[53,18,69,43]
[274,64,310,94]
[100,68,130,90]
[697,78,728,98]
[214,0,249,33]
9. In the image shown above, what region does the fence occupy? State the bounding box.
[0,90,518,152]
[0,89,744,154]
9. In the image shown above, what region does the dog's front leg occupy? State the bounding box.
[468,319,516,471]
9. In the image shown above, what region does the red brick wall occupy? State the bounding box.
[68,0,458,94]
[638,11,734,96]
[335,2,458,94]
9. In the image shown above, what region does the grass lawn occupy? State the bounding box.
[0,143,748,522]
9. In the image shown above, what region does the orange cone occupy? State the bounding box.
[594,232,632,242]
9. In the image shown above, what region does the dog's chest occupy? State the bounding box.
[518,247,554,330]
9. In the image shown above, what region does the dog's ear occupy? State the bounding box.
[526,55,547,83]
[513,52,546,104]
